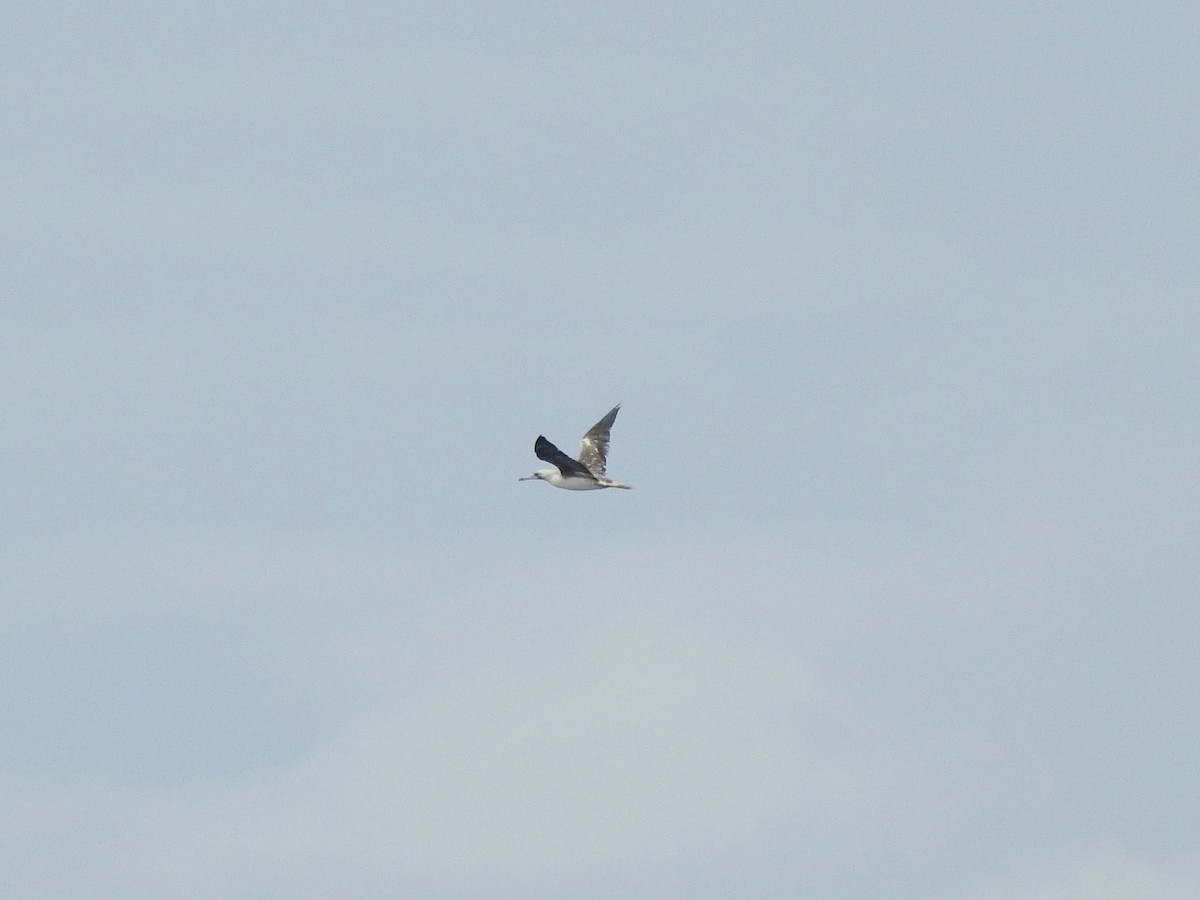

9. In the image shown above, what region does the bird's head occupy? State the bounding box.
[519,469,554,483]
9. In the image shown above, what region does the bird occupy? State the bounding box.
[519,404,632,490]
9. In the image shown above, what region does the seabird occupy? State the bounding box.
[520,405,632,490]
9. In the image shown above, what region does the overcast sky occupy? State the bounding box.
[3,2,1198,898]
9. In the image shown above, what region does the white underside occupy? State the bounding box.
[524,469,631,490]
[551,476,608,490]
[547,472,623,490]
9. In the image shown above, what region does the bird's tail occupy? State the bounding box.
[601,479,633,490]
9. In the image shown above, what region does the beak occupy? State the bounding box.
[518,475,535,481]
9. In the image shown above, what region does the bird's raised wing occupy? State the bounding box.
[534,435,593,478]
[577,404,620,476]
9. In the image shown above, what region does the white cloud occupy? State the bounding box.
[2,500,1196,898]
[270,612,842,874]
[969,851,1200,900]
[1,606,852,896]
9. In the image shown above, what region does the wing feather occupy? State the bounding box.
[534,436,593,478]
[577,404,620,476]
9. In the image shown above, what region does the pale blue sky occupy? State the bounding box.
[3,2,1198,898]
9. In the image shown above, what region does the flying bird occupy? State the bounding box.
[520,405,632,490]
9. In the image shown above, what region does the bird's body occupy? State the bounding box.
[520,405,632,491]
[526,470,616,490]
